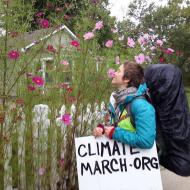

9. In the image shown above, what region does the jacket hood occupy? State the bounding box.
[144,64,190,176]
[144,64,189,114]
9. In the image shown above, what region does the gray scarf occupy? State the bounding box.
[112,87,137,118]
[113,87,137,106]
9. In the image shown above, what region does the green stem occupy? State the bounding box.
[6,42,46,96]
[2,3,9,108]
[65,89,81,188]
[6,60,17,85]
[67,40,91,186]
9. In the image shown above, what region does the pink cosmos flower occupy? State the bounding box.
[94,21,103,30]
[47,45,56,53]
[58,83,68,89]
[32,76,44,86]
[46,2,54,9]
[145,56,152,62]
[105,40,113,48]
[115,56,120,65]
[150,34,157,40]
[35,12,45,17]
[38,167,45,176]
[39,19,49,28]
[66,87,73,93]
[164,48,174,55]
[60,114,72,125]
[64,14,72,20]
[7,50,20,60]
[10,31,19,38]
[134,53,145,64]
[143,33,150,40]
[111,28,118,33]
[150,46,156,51]
[70,40,80,47]
[27,85,36,91]
[138,36,145,45]
[107,68,116,79]
[60,60,69,66]
[156,39,163,46]
[55,7,63,13]
[127,37,135,48]
[159,57,165,63]
[83,32,95,40]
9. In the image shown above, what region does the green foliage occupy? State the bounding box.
[128,0,155,23]
[1,0,189,189]
[118,0,190,70]
[142,0,190,70]
[0,0,35,32]
[17,0,116,47]
[0,2,117,189]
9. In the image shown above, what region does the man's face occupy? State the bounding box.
[112,64,129,88]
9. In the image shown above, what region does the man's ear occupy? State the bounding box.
[123,79,130,84]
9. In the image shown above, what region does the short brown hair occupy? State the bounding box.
[123,61,144,88]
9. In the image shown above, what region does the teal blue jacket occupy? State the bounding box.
[110,83,156,149]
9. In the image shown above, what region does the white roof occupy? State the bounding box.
[21,25,77,52]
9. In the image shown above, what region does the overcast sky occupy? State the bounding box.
[108,0,168,21]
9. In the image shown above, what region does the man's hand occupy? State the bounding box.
[93,127,104,137]
[104,126,115,138]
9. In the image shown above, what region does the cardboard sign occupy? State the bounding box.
[75,136,163,190]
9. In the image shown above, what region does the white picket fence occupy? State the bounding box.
[2,102,107,190]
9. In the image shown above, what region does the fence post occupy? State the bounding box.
[49,108,59,190]
[17,108,26,190]
[33,104,50,190]
[3,109,12,190]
